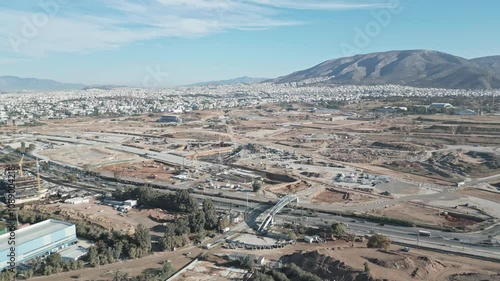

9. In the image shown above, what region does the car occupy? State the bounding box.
[378,223,385,226]
[351,220,357,223]
[361,220,367,223]
[401,247,410,252]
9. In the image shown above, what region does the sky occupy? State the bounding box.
[1,0,499,87]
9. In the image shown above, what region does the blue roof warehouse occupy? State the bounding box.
[0,219,78,271]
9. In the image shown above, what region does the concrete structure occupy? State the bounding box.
[158,115,182,123]
[304,236,315,243]
[430,103,453,109]
[64,197,90,204]
[1,175,47,204]
[60,245,88,261]
[0,219,77,271]
[256,256,266,266]
[124,199,137,207]
[456,109,477,116]
[303,235,322,243]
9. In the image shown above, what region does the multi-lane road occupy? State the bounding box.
[274,211,500,260]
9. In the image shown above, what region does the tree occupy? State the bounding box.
[160,227,176,251]
[364,261,371,274]
[113,271,129,281]
[137,186,155,205]
[158,262,176,279]
[331,223,346,237]
[45,252,63,269]
[128,245,137,259]
[252,271,274,281]
[27,143,36,152]
[271,270,290,281]
[70,260,78,271]
[135,224,152,253]
[203,199,218,230]
[189,210,206,233]
[287,231,297,242]
[87,246,99,267]
[175,189,198,212]
[24,269,34,279]
[247,143,258,153]
[113,240,123,259]
[367,234,391,250]
[252,180,262,193]
[67,174,77,183]
[174,218,190,236]
[43,265,54,276]
[241,255,255,270]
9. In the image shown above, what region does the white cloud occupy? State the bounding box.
[0,0,385,57]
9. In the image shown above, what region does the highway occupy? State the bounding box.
[274,211,500,260]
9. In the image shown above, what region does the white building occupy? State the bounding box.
[124,200,138,207]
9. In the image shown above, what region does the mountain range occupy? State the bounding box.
[0,76,86,92]
[471,56,500,75]
[2,50,500,91]
[187,76,268,86]
[272,50,500,89]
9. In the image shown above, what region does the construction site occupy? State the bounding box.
[1,102,500,280]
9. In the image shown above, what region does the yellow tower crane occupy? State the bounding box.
[16,155,45,191]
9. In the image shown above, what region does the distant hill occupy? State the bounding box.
[82,85,125,91]
[271,50,500,89]
[188,76,268,86]
[0,76,85,92]
[472,56,500,75]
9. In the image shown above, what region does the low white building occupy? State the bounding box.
[124,200,137,207]
[60,245,88,261]
[456,109,477,116]
[65,197,90,204]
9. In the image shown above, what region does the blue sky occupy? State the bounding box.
[1,0,499,86]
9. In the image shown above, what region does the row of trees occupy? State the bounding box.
[83,224,152,267]
[159,199,229,251]
[33,253,84,276]
[113,187,198,213]
[286,222,346,240]
[112,261,176,281]
[252,264,322,281]
[0,253,86,280]
[113,187,230,252]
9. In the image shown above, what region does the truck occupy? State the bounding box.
[419,230,431,237]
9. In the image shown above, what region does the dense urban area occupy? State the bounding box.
[1,83,500,281]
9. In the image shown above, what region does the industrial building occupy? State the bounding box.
[430,103,453,109]
[64,197,90,204]
[158,115,182,123]
[0,219,78,271]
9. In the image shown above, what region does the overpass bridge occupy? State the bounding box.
[257,194,298,232]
